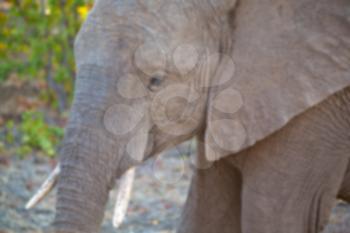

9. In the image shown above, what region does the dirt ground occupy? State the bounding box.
[0,146,349,233]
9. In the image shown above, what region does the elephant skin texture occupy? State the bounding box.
[51,0,350,232]
[179,87,350,233]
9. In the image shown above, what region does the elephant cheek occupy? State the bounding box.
[150,84,202,137]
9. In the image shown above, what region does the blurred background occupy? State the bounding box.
[0,1,349,232]
[0,0,93,158]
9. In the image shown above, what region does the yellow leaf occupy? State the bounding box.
[0,42,6,52]
[0,12,7,23]
[77,6,90,20]
[45,7,51,16]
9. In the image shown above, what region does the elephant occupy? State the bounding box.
[30,0,350,232]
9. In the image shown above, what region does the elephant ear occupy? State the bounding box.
[204,90,246,161]
[204,0,350,162]
[203,53,247,162]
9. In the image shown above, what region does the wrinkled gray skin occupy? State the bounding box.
[179,88,350,233]
[53,0,350,232]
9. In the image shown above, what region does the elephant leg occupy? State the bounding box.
[237,89,350,233]
[338,160,350,202]
[178,159,350,233]
[177,158,242,233]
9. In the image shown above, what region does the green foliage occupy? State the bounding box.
[0,0,92,105]
[0,0,92,157]
[1,112,64,157]
[18,111,64,157]
[5,120,15,144]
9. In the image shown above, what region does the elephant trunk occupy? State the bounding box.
[53,127,117,233]
[52,68,134,233]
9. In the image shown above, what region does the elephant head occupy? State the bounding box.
[52,0,237,232]
[32,0,350,232]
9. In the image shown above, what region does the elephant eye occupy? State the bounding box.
[148,73,164,91]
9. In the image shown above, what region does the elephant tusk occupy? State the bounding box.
[112,168,136,228]
[25,164,60,209]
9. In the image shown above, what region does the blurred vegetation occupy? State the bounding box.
[0,0,92,157]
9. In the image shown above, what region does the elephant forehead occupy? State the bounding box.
[82,1,206,71]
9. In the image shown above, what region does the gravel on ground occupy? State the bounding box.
[0,144,349,233]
